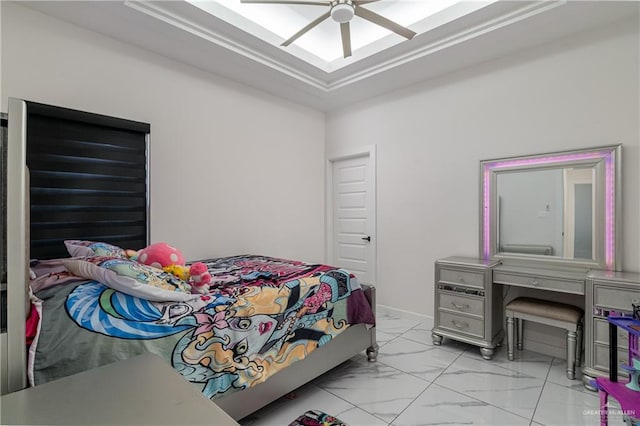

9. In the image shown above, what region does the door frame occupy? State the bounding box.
[325,144,377,286]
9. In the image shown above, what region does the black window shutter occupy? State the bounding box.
[25,102,150,260]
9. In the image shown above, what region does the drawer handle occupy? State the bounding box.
[531,279,539,286]
[451,320,469,329]
[451,301,470,310]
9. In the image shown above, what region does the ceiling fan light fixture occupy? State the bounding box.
[330,0,354,23]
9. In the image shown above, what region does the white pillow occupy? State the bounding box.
[62,257,198,302]
[64,240,127,258]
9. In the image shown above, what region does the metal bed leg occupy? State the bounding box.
[366,342,379,362]
[363,283,378,362]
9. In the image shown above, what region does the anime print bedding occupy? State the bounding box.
[29,255,375,400]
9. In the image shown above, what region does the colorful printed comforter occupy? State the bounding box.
[29,255,375,400]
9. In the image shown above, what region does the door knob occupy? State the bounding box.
[362,236,371,242]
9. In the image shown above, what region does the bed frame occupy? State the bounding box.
[216,287,377,420]
[1,98,378,420]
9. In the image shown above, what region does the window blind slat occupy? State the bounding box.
[26,102,149,259]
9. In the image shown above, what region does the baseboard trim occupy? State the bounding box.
[374,305,570,359]
[377,304,433,325]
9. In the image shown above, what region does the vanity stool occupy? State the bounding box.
[505,297,584,379]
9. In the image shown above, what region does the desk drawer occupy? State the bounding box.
[594,285,640,311]
[594,343,629,375]
[439,292,484,317]
[493,272,584,295]
[439,268,484,289]
[594,318,628,349]
[437,311,484,338]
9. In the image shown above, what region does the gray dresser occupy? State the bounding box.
[431,257,502,359]
[0,352,239,425]
[583,270,640,388]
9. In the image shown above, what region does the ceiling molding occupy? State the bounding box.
[19,1,638,111]
[124,0,329,91]
[125,0,567,93]
[328,0,567,91]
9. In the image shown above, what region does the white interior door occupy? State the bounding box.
[563,167,595,259]
[331,154,375,285]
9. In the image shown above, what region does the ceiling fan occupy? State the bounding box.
[239,0,417,58]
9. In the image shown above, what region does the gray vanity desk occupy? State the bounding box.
[431,258,588,360]
[492,266,640,389]
[432,259,640,389]
[432,145,640,390]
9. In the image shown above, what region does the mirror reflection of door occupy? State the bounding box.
[496,169,563,256]
[563,168,595,259]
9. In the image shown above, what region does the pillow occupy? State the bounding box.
[64,240,128,259]
[29,258,89,293]
[62,256,197,302]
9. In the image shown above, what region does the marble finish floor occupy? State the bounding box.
[241,312,625,426]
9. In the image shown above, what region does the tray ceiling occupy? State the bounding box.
[20,1,639,110]
[188,0,479,67]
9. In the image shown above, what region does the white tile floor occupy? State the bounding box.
[240,312,627,426]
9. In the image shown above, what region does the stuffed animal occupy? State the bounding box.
[124,249,140,261]
[137,242,185,270]
[163,264,190,281]
[189,262,212,294]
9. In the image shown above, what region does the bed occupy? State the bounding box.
[1,98,378,420]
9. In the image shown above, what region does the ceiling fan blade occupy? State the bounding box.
[340,22,352,58]
[353,0,381,4]
[281,11,331,46]
[354,6,417,40]
[241,0,329,5]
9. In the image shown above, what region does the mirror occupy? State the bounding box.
[480,145,621,270]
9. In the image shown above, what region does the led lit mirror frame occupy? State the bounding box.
[480,145,621,270]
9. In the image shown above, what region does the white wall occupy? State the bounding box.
[497,169,564,256]
[0,3,326,263]
[326,18,640,317]
[2,3,638,321]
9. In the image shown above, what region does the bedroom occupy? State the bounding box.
[0,1,639,425]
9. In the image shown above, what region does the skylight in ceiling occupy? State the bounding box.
[188,0,468,69]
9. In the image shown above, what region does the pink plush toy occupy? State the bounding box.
[137,242,185,270]
[189,262,212,294]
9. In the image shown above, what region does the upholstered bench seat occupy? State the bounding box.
[505,297,584,379]
[506,298,583,323]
